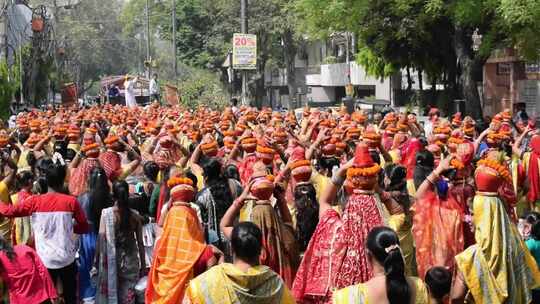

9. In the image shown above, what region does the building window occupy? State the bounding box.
[496,63,511,75]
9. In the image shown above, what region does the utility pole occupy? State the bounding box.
[172,0,177,82]
[145,0,151,78]
[240,0,248,105]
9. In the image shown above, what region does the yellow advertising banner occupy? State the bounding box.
[233,33,257,70]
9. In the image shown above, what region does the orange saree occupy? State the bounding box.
[145,205,206,304]
[412,189,464,278]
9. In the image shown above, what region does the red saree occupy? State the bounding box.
[331,193,383,289]
[238,154,258,185]
[412,190,464,278]
[99,151,122,181]
[292,193,383,303]
[69,158,100,197]
[292,209,340,304]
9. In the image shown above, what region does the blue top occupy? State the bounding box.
[526,238,540,269]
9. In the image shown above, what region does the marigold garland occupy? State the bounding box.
[241,138,257,144]
[201,141,218,151]
[450,158,465,170]
[363,133,381,141]
[81,143,99,153]
[346,164,381,178]
[477,159,512,183]
[256,145,275,154]
[291,159,311,170]
[167,176,194,188]
[448,137,465,145]
[433,127,452,134]
[104,136,119,145]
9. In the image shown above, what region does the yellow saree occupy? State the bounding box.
[332,277,429,304]
[388,213,417,276]
[185,264,295,304]
[455,194,540,303]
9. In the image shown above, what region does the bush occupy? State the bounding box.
[0,60,18,119]
[178,68,228,109]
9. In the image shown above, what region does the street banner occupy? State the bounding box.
[165,84,180,106]
[233,33,257,70]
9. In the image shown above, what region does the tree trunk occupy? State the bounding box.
[282,29,297,109]
[418,69,423,91]
[454,25,483,119]
[406,67,412,91]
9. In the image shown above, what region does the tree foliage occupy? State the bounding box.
[55,0,139,96]
[294,0,540,118]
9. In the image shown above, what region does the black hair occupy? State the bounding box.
[231,222,262,262]
[35,158,53,178]
[0,237,15,261]
[113,180,132,232]
[54,140,67,158]
[127,146,140,162]
[525,211,540,225]
[294,183,318,251]
[201,157,233,224]
[425,266,452,301]
[143,161,159,182]
[223,164,240,182]
[231,98,238,106]
[367,226,410,304]
[369,150,381,165]
[185,171,198,192]
[532,220,540,241]
[318,156,340,173]
[33,176,48,194]
[65,149,77,162]
[26,151,37,172]
[17,132,29,145]
[413,150,434,189]
[15,170,34,191]
[384,164,407,191]
[45,161,66,191]
[87,167,112,232]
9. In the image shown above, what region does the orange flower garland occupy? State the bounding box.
[346,163,381,178]
[450,158,465,170]
[256,145,275,154]
[167,176,194,188]
[81,143,99,153]
[477,159,512,183]
[291,159,311,170]
[104,135,119,145]
[241,138,257,145]
[433,126,452,134]
[448,137,465,145]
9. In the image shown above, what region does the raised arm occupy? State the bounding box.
[320,158,353,218]
[474,129,490,155]
[513,126,532,157]
[415,155,452,200]
[220,181,254,239]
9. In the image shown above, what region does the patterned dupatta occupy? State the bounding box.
[96,207,118,304]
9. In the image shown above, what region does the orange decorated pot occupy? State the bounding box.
[475,166,502,192]
[241,138,257,153]
[251,177,274,200]
[170,184,195,202]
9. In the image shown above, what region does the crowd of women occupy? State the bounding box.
[0,102,538,304]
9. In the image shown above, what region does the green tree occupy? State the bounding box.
[55,0,139,97]
[294,0,540,118]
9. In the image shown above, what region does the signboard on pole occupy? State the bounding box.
[233,33,257,70]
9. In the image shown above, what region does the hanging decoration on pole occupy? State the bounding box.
[232,33,257,70]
